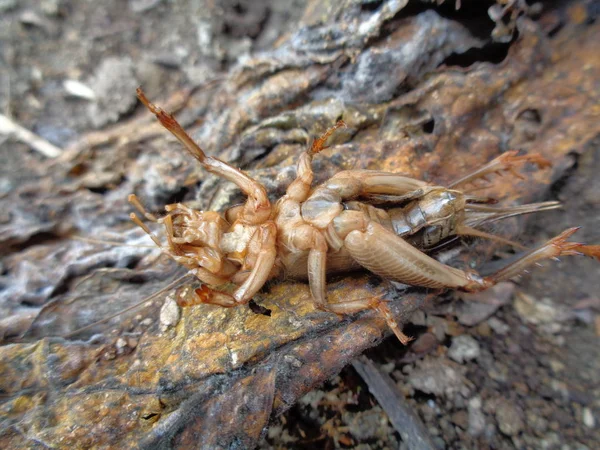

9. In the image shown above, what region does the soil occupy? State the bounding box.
[1,1,598,449]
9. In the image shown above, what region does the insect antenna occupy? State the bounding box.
[63,272,193,339]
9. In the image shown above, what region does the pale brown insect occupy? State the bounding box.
[127,88,599,344]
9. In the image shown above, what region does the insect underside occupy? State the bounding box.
[123,88,599,344]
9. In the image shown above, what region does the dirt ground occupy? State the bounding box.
[1,0,599,449]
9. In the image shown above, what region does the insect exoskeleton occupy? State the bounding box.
[69,88,600,344]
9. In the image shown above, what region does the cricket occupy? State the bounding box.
[86,87,599,344]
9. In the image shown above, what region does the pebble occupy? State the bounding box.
[87,57,138,128]
[487,361,509,383]
[283,355,302,368]
[526,410,548,436]
[41,0,60,16]
[140,318,154,327]
[495,401,524,436]
[115,337,127,349]
[467,396,485,437]
[129,0,163,13]
[410,332,438,354]
[447,335,481,364]
[343,407,389,440]
[407,357,469,398]
[455,301,500,326]
[487,317,509,335]
[550,359,567,375]
[513,292,566,325]
[451,410,468,429]
[582,407,595,428]
[432,436,446,450]
[512,381,529,397]
[456,282,514,326]
[63,79,96,100]
[476,321,492,337]
[409,309,426,326]
[427,315,448,342]
[159,294,181,330]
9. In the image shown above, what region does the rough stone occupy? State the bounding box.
[495,401,524,436]
[343,407,393,441]
[513,292,568,325]
[582,407,595,428]
[87,57,138,128]
[456,282,514,326]
[408,357,470,398]
[487,317,510,335]
[447,335,481,364]
[467,396,486,437]
[451,410,468,429]
[159,294,181,331]
[526,410,549,436]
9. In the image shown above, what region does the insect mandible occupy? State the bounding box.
[128,88,599,344]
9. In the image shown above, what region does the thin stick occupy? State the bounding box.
[63,273,193,338]
[0,113,62,158]
[352,356,436,450]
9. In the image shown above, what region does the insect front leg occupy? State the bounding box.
[137,88,271,225]
[302,171,435,229]
[285,120,346,202]
[179,222,278,307]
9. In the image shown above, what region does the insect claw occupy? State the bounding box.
[309,120,347,154]
[373,299,412,345]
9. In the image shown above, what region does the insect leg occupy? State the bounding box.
[302,171,434,228]
[345,222,599,292]
[345,221,483,290]
[318,293,413,345]
[285,121,346,202]
[482,228,599,284]
[330,170,432,197]
[178,222,278,307]
[455,225,528,251]
[230,222,277,303]
[448,150,552,189]
[301,212,414,344]
[137,88,271,225]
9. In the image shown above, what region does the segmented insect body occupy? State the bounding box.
[127,88,599,344]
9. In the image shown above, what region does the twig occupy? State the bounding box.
[0,113,62,158]
[352,355,435,450]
